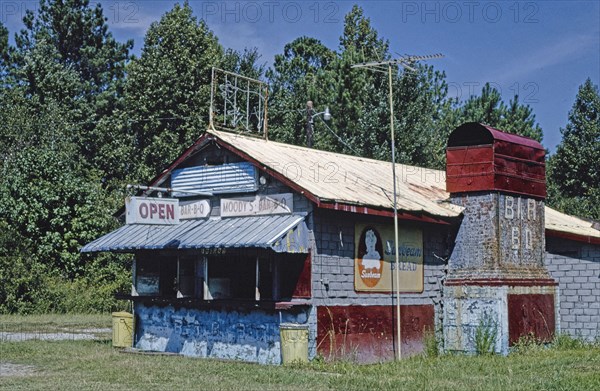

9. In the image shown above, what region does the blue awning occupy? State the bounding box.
[81,214,309,254]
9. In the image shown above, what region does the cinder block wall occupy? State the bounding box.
[545,237,600,341]
[312,209,449,323]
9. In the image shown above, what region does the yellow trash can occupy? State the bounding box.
[280,323,309,364]
[112,312,134,348]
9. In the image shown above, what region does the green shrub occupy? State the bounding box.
[474,313,497,355]
[0,253,131,314]
[0,255,56,314]
[552,332,586,350]
[423,327,443,358]
[511,333,544,355]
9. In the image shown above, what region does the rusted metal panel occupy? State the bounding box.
[508,294,555,345]
[292,252,311,299]
[446,123,546,199]
[316,305,434,363]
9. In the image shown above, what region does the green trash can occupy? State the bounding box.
[280,323,309,364]
[112,312,134,348]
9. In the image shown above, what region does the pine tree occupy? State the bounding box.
[124,2,222,182]
[548,78,600,219]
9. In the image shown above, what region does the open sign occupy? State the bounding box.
[126,197,180,225]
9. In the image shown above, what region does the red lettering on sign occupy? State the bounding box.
[166,204,174,220]
[139,203,148,218]
[158,204,165,219]
[150,204,158,218]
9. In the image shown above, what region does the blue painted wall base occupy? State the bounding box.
[134,303,311,365]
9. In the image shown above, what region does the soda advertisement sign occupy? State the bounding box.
[354,223,423,292]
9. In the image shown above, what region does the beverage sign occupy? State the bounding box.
[126,197,179,225]
[180,200,211,220]
[354,223,423,293]
[221,193,293,217]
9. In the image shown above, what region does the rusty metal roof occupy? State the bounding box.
[207,129,460,219]
[146,129,597,242]
[545,207,600,244]
[447,122,544,150]
[80,214,309,253]
[446,122,546,198]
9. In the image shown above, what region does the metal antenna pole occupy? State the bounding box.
[388,63,402,361]
[352,52,444,361]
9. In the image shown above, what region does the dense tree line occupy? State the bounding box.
[0,1,597,313]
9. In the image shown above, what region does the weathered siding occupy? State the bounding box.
[134,303,314,364]
[444,192,557,355]
[448,192,546,279]
[312,210,448,307]
[443,285,558,354]
[545,237,600,341]
[311,209,449,359]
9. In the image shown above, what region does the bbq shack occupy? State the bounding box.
[82,122,600,363]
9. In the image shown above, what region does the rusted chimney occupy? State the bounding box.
[443,122,557,355]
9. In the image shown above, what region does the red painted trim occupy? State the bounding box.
[317,202,451,225]
[445,278,557,287]
[545,229,600,246]
[292,251,312,299]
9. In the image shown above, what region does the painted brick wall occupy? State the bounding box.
[134,303,313,364]
[448,192,547,279]
[545,237,600,341]
[311,210,449,323]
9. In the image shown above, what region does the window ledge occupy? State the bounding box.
[116,294,312,310]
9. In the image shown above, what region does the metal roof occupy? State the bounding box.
[447,122,544,150]
[81,214,309,253]
[145,128,597,243]
[446,123,546,198]
[206,129,460,219]
[545,207,600,244]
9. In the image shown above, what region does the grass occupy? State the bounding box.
[1,315,599,390]
[0,314,110,333]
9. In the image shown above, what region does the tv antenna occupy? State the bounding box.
[352,52,444,361]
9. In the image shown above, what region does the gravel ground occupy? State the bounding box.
[0,363,37,377]
[0,328,111,342]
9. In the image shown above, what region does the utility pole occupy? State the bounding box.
[306,100,314,148]
[305,101,332,148]
[352,53,444,361]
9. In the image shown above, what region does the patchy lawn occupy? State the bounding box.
[0,315,599,390]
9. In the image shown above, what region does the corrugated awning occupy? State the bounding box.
[81,215,309,254]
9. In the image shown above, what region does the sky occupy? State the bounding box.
[2,0,599,153]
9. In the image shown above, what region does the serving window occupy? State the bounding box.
[134,251,310,302]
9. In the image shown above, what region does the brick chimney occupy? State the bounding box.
[443,123,558,355]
